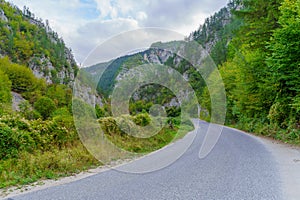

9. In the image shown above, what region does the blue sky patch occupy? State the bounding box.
[79,0,100,19]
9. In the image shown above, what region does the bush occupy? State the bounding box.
[95,104,106,118]
[34,97,56,119]
[19,101,41,120]
[0,125,19,159]
[0,57,37,94]
[46,84,72,107]
[129,100,153,115]
[133,113,151,126]
[268,101,289,128]
[51,107,71,117]
[166,107,181,117]
[0,69,12,104]
[51,113,78,148]
[72,98,95,119]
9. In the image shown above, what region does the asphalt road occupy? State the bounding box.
[7,120,282,200]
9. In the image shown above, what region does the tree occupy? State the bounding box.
[235,0,282,51]
[46,84,72,107]
[19,100,41,120]
[34,96,56,119]
[225,0,283,119]
[0,57,37,93]
[0,69,12,104]
[267,0,300,123]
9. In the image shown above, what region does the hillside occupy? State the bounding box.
[188,0,242,65]
[0,1,98,189]
[1,0,300,191]
[86,0,300,146]
[0,0,78,85]
[84,0,242,116]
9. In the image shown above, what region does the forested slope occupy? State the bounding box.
[88,0,300,144]
[0,0,78,85]
[1,0,299,190]
[0,1,98,188]
[199,0,300,143]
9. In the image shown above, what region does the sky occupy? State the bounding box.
[10,0,228,65]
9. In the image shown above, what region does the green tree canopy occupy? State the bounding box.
[267,0,300,123]
[0,69,12,104]
[0,57,37,93]
[34,96,56,119]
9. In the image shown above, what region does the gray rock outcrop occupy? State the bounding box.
[11,92,26,111]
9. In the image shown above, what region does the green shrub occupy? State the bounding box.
[268,101,289,128]
[99,115,184,153]
[72,98,95,119]
[50,114,78,148]
[51,107,71,118]
[95,104,106,118]
[166,107,181,117]
[19,100,41,120]
[34,97,56,119]
[0,69,12,104]
[0,125,19,159]
[0,57,37,94]
[46,84,72,107]
[129,100,153,115]
[133,113,151,126]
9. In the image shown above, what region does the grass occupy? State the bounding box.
[0,142,100,189]
[0,116,195,189]
[100,116,195,153]
[231,119,300,146]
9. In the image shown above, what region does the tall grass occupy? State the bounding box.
[0,142,99,188]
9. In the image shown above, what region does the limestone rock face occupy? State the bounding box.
[0,4,78,86]
[0,8,8,22]
[11,92,26,111]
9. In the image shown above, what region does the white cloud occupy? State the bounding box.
[94,0,115,19]
[71,18,140,64]
[10,0,229,64]
[82,28,184,66]
[136,11,147,21]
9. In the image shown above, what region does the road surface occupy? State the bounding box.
[6,120,292,200]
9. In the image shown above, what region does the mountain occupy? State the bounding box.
[84,0,242,110]
[188,0,242,65]
[0,1,102,188]
[81,0,300,149]
[83,60,113,85]
[0,0,78,85]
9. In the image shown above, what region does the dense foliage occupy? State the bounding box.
[0,69,11,105]
[199,0,300,143]
[1,0,300,190]
[99,114,193,153]
[0,0,78,84]
[0,1,92,188]
[0,57,99,188]
[267,0,300,125]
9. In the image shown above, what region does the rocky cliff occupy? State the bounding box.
[0,0,78,85]
[84,0,242,110]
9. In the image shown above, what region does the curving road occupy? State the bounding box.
[7,120,283,200]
